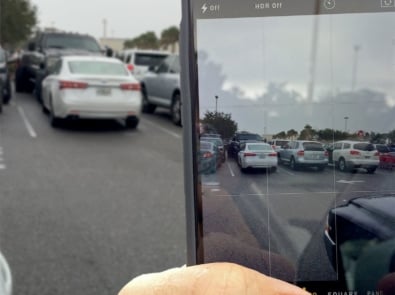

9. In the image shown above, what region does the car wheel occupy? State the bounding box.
[171,93,182,126]
[49,99,61,128]
[338,158,347,172]
[366,167,376,174]
[141,87,156,114]
[290,157,298,170]
[125,116,139,129]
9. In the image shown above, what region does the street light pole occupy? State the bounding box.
[344,116,349,132]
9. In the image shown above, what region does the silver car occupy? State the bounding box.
[279,140,328,171]
[140,54,181,125]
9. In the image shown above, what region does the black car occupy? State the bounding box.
[324,195,395,293]
[0,48,11,111]
[227,131,263,158]
[14,31,106,101]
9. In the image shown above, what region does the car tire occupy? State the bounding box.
[141,87,156,114]
[338,158,347,172]
[171,93,182,126]
[290,157,298,170]
[366,167,376,174]
[49,99,61,128]
[125,116,139,129]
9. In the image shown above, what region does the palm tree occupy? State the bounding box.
[160,26,179,53]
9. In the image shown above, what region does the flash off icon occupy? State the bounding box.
[381,0,395,7]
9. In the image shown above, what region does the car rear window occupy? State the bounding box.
[303,142,324,151]
[376,145,390,153]
[238,134,262,141]
[274,140,289,146]
[200,142,213,150]
[201,138,223,146]
[354,143,375,151]
[68,61,128,76]
[247,144,272,151]
[135,53,168,67]
[44,34,102,52]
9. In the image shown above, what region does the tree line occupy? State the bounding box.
[123,26,179,51]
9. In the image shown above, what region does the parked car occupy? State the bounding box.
[375,144,395,169]
[227,132,263,159]
[237,142,278,172]
[41,56,142,128]
[200,136,226,163]
[270,139,290,153]
[15,31,105,101]
[117,49,169,81]
[198,140,222,174]
[0,48,11,110]
[324,195,395,293]
[332,141,379,173]
[278,140,328,171]
[140,54,181,125]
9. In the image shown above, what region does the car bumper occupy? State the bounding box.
[295,158,328,166]
[347,159,379,169]
[243,158,277,169]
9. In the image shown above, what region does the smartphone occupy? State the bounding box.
[181,0,395,294]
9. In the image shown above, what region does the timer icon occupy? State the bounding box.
[324,0,336,9]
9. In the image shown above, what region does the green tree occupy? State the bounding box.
[286,129,298,140]
[0,0,37,47]
[160,26,179,53]
[201,111,237,140]
[274,131,287,139]
[299,124,316,140]
[124,31,159,50]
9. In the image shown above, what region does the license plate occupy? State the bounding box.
[259,155,265,159]
[365,156,370,159]
[97,88,112,96]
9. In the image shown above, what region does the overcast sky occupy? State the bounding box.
[197,12,395,134]
[30,0,182,39]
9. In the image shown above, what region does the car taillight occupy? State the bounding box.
[59,80,88,90]
[324,151,329,157]
[297,150,304,157]
[350,150,361,156]
[203,152,213,158]
[120,83,141,91]
[374,152,380,156]
[244,153,256,157]
[127,64,134,72]
[269,152,277,157]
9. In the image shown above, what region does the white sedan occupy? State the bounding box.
[42,56,142,128]
[238,142,278,173]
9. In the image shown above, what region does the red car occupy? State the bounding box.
[376,144,395,169]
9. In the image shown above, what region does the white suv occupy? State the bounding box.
[332,141,379,174]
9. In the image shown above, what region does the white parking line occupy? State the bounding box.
[277,166,295,176]
[17,106,37,138]
[227,162,235,177]
[142,119,181,139]
[0,147,5,170]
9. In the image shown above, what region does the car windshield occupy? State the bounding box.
[44,35,102,52]
[354,143,376,151]
[247,144,272,151]
[68,61,129,76]
[135,53,168,67]
[303,142,324,151]
[238,134,262,141]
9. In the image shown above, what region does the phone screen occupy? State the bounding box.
[182,0,395,294]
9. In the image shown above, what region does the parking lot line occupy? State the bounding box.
[277,167,295,176]
[227,162,235,177]
[17,106,37,138]
[142,119,181,139]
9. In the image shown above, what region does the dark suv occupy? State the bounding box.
[15,31,105,100]
[227,131,263,158]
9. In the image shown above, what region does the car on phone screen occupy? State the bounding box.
[332,141,379,173]
[278,140,328,171]
[0,48,12,109]
[237,142,278,173]
[118,49,169,81]
[140,54,181,125]
[324,195,395,292]
[199,141,221,174]
[270,139,290,153]
[41,56,142,128]
[200,136,226,163]
[227,132,263,159]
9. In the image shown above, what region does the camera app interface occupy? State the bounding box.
[194,0,395,292]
